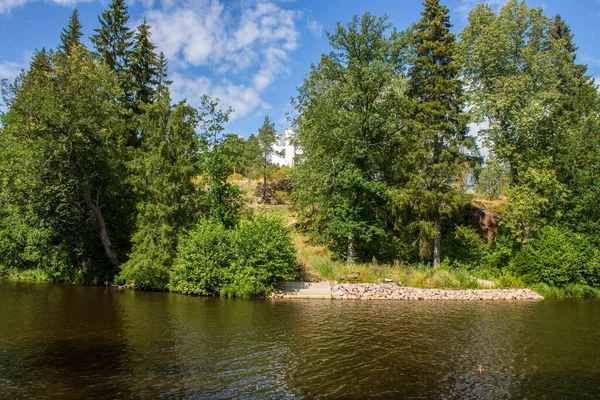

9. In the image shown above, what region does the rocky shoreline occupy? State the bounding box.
[330,283,544,300]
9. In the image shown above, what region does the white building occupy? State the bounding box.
[271,129,302,167]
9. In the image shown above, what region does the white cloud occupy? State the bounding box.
[0,0,90,14]
[170,73,267,122]
[0,60,23,80]
[306,17,322,38]
[147,0,300,120]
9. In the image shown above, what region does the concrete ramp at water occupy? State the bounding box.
[278,282,332,299]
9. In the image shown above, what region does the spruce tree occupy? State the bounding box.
[59,9,83,55]
[91,0,133,72]
[154,52,172,104]
[131,17,159,106]
[91,0,134,106]
[549,15,587,88]
[403,0,477,267]
[119,89,201,290]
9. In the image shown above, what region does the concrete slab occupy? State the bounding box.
[279,282,331,299]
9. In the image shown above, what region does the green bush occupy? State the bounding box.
[509,225,600,286]
[170,219,235,295]
[170,213,297,297]
[230,214,298,296]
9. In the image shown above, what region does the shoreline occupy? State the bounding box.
[272,282,544,300]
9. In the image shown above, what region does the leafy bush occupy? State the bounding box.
[170,219,235,295]
[509,225,600,286]
[170,213,297,297]
[230,213,298,296]
[117,241,174,291]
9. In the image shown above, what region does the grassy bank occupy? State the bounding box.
[293,232,600,298]
[295,232,520,289]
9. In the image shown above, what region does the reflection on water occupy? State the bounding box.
[1,281,599,399]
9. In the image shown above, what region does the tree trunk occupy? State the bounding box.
[263,155,268,201]
[433,211,441,268]
[72,149,119,270]
[347,234,356,264]
[83,189,120,269]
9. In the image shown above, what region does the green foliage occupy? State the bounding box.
[222,133,260,177]
[59,9,83,55]
[170,219,234,295]
[3,4,600,296]
[1,45,127,281]
[197,96,244,228]
[509,226,600,286]
[293,13,406,263]
[530,283,600,299]
[475,157,509,199]
[171,213,296,298]
[256,116,280,201]
[118,95,202,290]
[91,0,134,74]
[130,17,158,106]
[399,0,479,267]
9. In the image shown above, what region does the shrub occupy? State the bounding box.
[509,225,600,286]
[170,213,297,297]
[170,219,234,295]
[229,213,297,296]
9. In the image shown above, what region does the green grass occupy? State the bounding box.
[530,283,600,299]
[293,232,530,290]
[6,268,53,282]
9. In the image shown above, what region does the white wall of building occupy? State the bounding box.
[271,129,302,167]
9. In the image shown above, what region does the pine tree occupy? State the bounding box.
[59,9,83,55]
[256,116,279,202]
[131,17,159,106]
[403,0,477,267]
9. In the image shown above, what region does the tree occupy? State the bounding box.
[197,96,243,228]
[119,93,201,290]
[59,9,83,55]
[256,116,279,201]
[154,52,172,104]
[460,0,561,185]
[91,0,133,72]
[223,134,250,176]
[130,17,158,106]
[393,0,478,267]
[461,0,599,239]
[293,13,406,262]
[91,0,135,106]
[1,45,124,278]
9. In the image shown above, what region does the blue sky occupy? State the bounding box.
[1,0,599,137]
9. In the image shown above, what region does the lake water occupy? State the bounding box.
[1,281,599,399]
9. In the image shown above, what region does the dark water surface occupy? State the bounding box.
[1,281,599,399]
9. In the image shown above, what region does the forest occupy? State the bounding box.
[1,0,599,298]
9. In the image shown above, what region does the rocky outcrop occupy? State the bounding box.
[466,206,498,242]
[330,283,543,300]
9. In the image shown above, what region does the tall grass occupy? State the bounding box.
[530,283,600,299]
[293,232,528,290]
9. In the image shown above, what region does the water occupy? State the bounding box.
[0,281,599,399]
